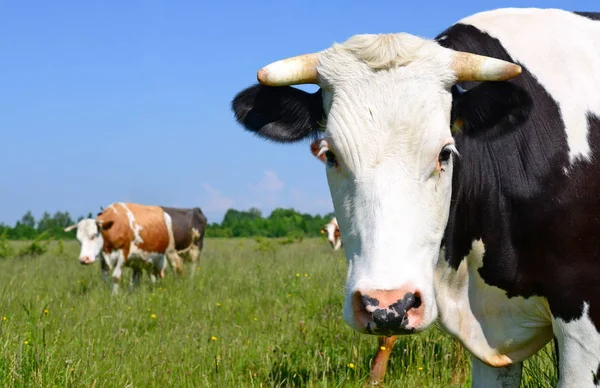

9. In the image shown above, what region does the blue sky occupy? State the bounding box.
[0,0,596,225]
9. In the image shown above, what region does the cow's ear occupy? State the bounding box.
[232,84,324,143]
[451,81,532,138]
[99,221,113,231]
[310,139,327,164]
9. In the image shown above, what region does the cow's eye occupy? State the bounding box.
[439,147,452,163]
[325,150,337,168]
[90,235,95,240]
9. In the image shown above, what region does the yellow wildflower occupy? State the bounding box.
[2,316,6,321]
[304,273,308,277]
[253,317,258,321]
[296,273,300,277]
[24,340,29,345]
[348,363,355,369]
[43,309,49,314]
[151,314,157,319]
[380,346,386,350]
[210,336,217,341]
[418,366,423,371]
[216,303,221,307]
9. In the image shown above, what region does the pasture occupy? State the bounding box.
[0,238,556,387]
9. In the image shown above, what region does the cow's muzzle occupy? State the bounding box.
[352,288,424,335]
[79,256,94,265]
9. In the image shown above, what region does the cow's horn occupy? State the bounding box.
[257,53,320,86]
[63,224,78,232]
[451,51,522,81]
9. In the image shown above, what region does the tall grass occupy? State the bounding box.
[0,239,556,387]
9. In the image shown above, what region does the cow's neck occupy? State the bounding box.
[434,240,554,366]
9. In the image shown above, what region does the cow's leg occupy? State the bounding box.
[553,304,600,388]
[150,254,166,282]
[366,336,398,386]
[165,250,183,275]
[130,268,142,288]
[99,255,110,283]
[147,267,157,284]
[111,249,127,295]
[471,356,522,388]
[188,245,200,278]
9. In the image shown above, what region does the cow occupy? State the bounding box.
[67,203,207,293]
[231,8,600,387]
[64,217,169,287]
[320,217,342,250]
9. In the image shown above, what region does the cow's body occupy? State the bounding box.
[232,8,600,387]
[67,203,207,293]
[321,217,342,250]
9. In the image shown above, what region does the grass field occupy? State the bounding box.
[0,238,557,387]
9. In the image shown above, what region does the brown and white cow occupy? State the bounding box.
[66,202,207,293]
[320,217,342,250]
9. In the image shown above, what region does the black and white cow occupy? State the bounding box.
[232,8,600,387]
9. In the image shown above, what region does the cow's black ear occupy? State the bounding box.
[100,221,113,231]
[451,81,532,138]
[231,84,324,143]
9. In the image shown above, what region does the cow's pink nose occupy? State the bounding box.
[79,256,92,265]
[352,288,423,335]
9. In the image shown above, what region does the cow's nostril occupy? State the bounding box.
[413,293,422,309]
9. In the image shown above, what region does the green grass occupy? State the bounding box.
[0,238,557,387]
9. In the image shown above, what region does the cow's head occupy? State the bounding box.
[232,33,521,335]
[321,217,342,250]
[64,218,104,265]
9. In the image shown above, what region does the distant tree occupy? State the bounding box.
[5,207,334,240]
[19,211,35,228]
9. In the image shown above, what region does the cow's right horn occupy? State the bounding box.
[64,224,78,232]
[451,51,522,81]
[257,53,320,86]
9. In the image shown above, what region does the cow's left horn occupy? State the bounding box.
[257,53,320,86]
[450,51,522,81]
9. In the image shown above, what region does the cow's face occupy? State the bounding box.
[65,219,103,265]
[311,55,455,333]
[232,33,521,336]
[321,218,341,250]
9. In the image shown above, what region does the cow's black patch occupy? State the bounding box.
[593,362,600,385]
[574,11,600,21]
[436,23,600,327]
[160,207,207,251]
[231,84,324,143]
[361,295,380,307]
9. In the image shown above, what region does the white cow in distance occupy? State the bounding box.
[321,217,342,250]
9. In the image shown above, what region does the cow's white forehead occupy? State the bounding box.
[317,33,455,90]
[316,33,455,173]
[76,219,99,239]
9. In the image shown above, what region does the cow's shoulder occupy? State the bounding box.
[96,203,132,250]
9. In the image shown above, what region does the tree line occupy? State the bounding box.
[0,208,335,240]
